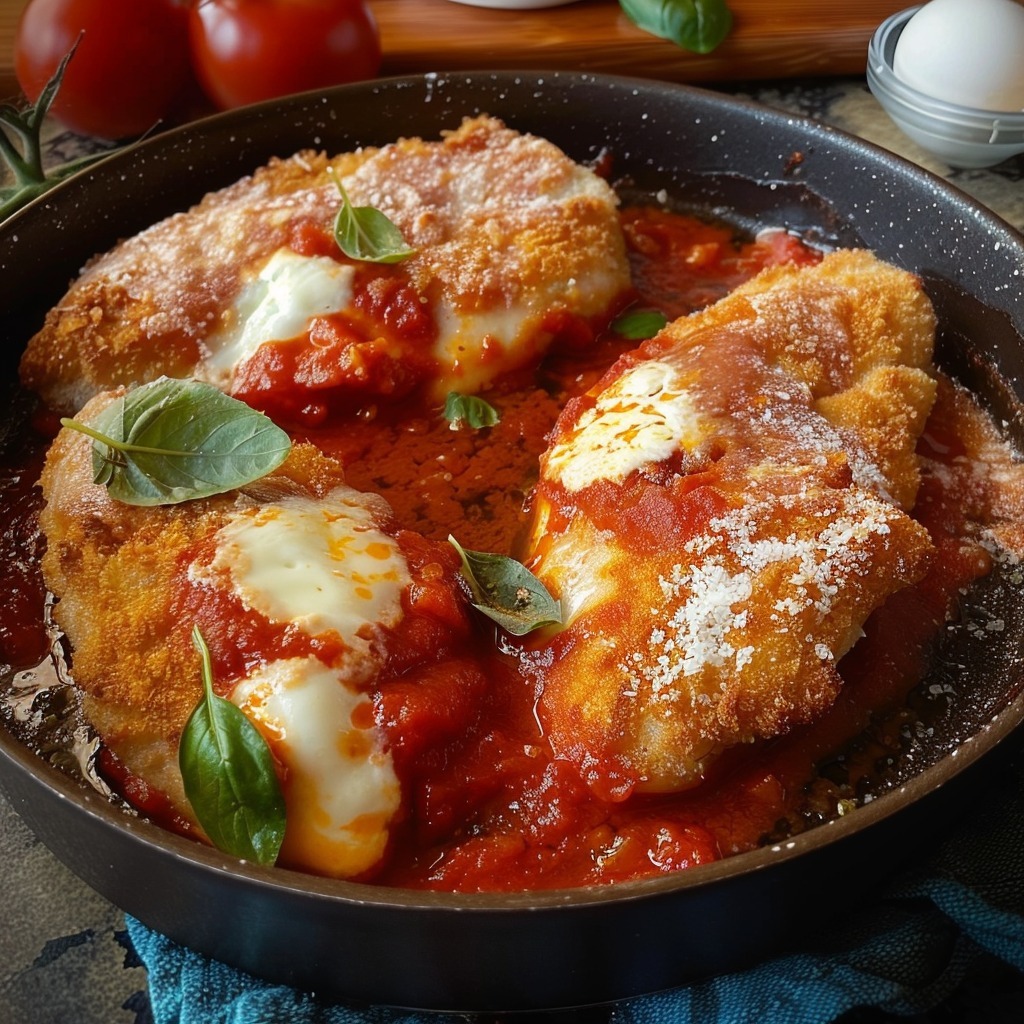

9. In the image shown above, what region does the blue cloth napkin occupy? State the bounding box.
[126,740,1024,1024]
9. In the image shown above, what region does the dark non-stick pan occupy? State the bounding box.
[1,71,1023,1013]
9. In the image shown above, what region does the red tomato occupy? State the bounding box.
[189,0,381,111]
[14,0,195,140]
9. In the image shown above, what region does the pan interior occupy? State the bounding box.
[1,72,1023,1009]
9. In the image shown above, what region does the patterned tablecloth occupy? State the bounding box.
[2,76,1023,1024]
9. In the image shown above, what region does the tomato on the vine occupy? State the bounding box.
[13,0,383,137]
[189,0,382,111]
[14,0,196,140]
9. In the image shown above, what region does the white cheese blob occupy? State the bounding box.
[531,519,619,625]
[231,656,400,877]
[432,305,531,395]
[191,485,410,878]
[432,259,628,397]
[543,360,707,492]
[205,487,409,676]
[203,248,355,387]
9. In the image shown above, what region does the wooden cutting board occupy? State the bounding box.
[1,0,18,98]
[0,0,908,108]
[376,0,909,80]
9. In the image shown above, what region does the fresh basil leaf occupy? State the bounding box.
[448,535,562,636]
[443,392,501,430]
[619,0,733,54]
[611,308,669,341]
[179,627,286,866]
[61,377,292,506]
[331,173,416,264]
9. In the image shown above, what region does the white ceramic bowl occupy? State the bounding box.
[867,6,1024,168]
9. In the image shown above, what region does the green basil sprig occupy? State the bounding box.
[611,308,669,341]
[331,171,416,264]
[449,536,562,637]
[60,377,292,506]
[619,0,734,55]
[443,392,501,430]
[179,627,287,866]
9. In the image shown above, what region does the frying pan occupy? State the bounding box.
[1,71,1023,1012]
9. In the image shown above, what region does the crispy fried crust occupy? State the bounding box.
[20,116,630,415]
[21,151,370,415]
[525,250,938,794]
[39,390,352,816]
[719,247,938,510]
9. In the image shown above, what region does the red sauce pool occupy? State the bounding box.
[0,208,1006,892]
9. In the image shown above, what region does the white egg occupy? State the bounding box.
[893,0,1024,112]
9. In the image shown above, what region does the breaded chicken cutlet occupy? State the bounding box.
[20,116,631,424]
[27,106,950,881]
[522,249,938,794]
[40,390,485,879]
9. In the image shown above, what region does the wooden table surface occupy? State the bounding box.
[0,0,911,104]
[0,0,18,97]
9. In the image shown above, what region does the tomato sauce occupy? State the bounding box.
[0,208,1014,893]
[231,249,439,427]
[0,438,49,670]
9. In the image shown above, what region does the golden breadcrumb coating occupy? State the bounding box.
[21,116,630,416]
[39,390,352,817]
[524,250,938,795]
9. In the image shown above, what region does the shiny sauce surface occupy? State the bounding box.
[0,206,1013,892]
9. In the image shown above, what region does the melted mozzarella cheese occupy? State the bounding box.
[231,656,400,878]
[431,262,629,398]
[204,487,409,672]
[195,485,409,878]
[433,305,529,397]
[202,248,355,387]
[543,360,707,492]
[533,519,620,625]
